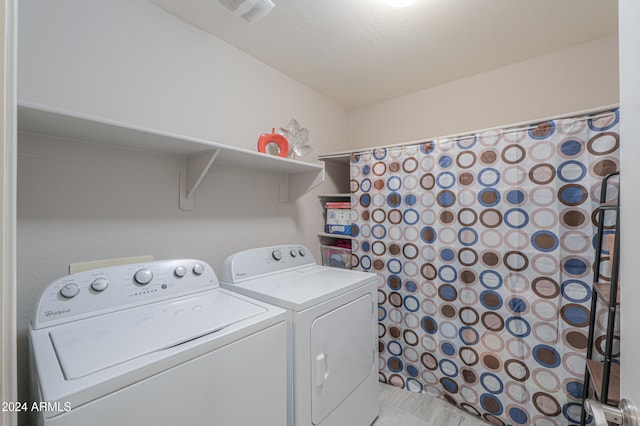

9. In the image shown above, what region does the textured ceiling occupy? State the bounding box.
[149,0,618,109]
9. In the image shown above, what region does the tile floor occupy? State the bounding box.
[375,383,488,426]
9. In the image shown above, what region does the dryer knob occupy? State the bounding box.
[60,283,80,299]
[192,264,205,276]
[290,249,298,257]
[134,268,153,285]
[298,248,306,257]
[272,250,283,261]
[174,266,187,277]
[91,278,109,292]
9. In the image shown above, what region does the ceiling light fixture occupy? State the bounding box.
[218,0,275,23]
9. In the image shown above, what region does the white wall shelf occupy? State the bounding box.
[17,101,325,209]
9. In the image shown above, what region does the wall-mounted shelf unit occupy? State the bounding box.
[17,101,325,210]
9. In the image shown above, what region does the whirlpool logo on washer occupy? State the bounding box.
[44,308,71,318]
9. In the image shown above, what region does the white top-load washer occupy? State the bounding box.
[219,244,380,426]
[29,259,287,426]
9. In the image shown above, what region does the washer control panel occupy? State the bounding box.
[220,244,316,284]
[33,259,218,329]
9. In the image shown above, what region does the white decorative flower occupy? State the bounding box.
[278,118,312,159]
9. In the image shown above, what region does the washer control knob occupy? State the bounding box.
[174,266,187,277]
[91,278,109,292]
[298,248,306,257]
[60,283,80,299]
[272,250,283,261]
[192,264,205,276]
[290,249,298,257]
[134,268,153,285]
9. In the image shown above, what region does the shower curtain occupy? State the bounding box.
[350,109,620,426]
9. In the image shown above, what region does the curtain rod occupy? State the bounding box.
[319,104,619,159]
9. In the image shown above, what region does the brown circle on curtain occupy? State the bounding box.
[562,209,587,227]
[389,161,400,173]
[403,329,419,346]
[388,275,401,290]
[460,269,477,285]
[460,403,481,417]
[389,292,403,307]
[480,149,498,165]
[388,209,403,224]
[529,163,557,185]
[422,141,434,152]
[378,322,387,338]
[373,259,385,271]
[458,248,479,267]
[458,171,475,186]
[350,179,360,193]
[361,210,370,221]
[591,158,618,177]
[421,317,438,334]
[565,330,588,350]
[481,353,502,371]
[421,352,438,370]
[532,121,554,138]
[420,173,435,190]
[378,289,388,305]
[461,368,478,385]
[373,161,387,176]
[481,251,501,267]
[481,312,505,332]
[505,359,530,382]
[402,243,419,259]
[378,341,385,353]
[440,210,456,224]
[595,335,620,357]
[372,208,386,223]
[480,395,501,415]
[351,254,360,268]
[483,414,506,426]
[531,277,560,299]
[460,307,479,326]
[480,190,499,206]
[479,208,502,228]
[587,132,620,156]
[458,208,478,226]
[503,251,529,272]
[441,304,457,319]
[591,209,616,230]
[501,144,526,165]
[388,374,405,388]
[532,392,561,417]
[456,151,477,169]
[403,157,419,173]
[421,263,437,280]
[459,347,479,366]
[389,243,402,256]
[389,325,402,338]
[374,179,385,190]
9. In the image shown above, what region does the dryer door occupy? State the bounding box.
[310,293,375,425]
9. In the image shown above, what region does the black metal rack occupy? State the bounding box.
[580,171,621,425]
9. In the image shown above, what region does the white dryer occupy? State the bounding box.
[29,259,287,426]
[219,244,380,426]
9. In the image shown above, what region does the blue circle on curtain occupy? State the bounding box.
[528,120,556,140]
[436,171,456,189]
[360,255,372,270]
[480,372,504,394]
[478,168,501,187]
[459,326,480,345]
[442,342,456,356]
[406,365,419,378]
[588,109,619,131]
[563,305,589,326]
[441,248,455,262]
[387,192,402,207]
[504,208,529,229]
[478,188,501,207]
[405,193,417,206]
[508,297,527,313]
[566,381,584,399]
[505,316,531,338]
[421,226,437,243]
[361,178,372,192]
[406,378,424,392]
[388,341,403,356]
[387,356,403,372]
[480,290,503,310]
[439,155,453,168]
[458,227,479,246]
[405,280,417,292]
[557,161,587,183]
[404,295,420,312]
[437,190,456,207]
[560,139,583,157]
[439,284,458,301]
[509,407,529,425]
[533,344,561,368]
[360,194,371,207]
[403,209,420,225]
[480,394,504,416]
[440,378,459,393]
[480,270,503,289]
[373,148,388,160]
[438,265,458,283]
[351,224,360,238]
[387,176,402,191]
[362,165,371,175]
[563,402,584,424]
[378,305,387,321]
[561,280,591,303]
[531,230,559,252]
[439,359,459,378]
[506,189,525,205]
[387,275,402,290]
[362,241,370,252]
[372,224,387,239]
[421,316,438,334]
[457,135,477,149]
[421,142,435,154]
[387,259,402,274]
[559,185,588,205]
[564,258,587,275]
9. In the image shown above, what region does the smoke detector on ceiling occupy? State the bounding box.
[218,0,275,23]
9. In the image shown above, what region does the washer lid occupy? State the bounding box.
[49,290,266,380]
[221,265,378,311]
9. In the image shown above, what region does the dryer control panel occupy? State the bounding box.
[220,244,316,283]
[32,259,218,329]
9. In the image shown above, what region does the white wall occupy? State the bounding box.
[16,0,348,417]
[349,35,619,150]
